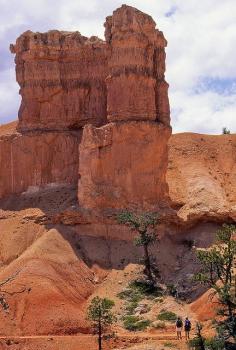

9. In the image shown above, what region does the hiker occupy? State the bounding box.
[176,317,183,340]
[184,317,191,340]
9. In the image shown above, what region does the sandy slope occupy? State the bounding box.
[168,133,236,222]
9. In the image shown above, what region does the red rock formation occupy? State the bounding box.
[78,121,171,211]
[0,122,80,198]
[105,5,170,124]
[10,5,170,132]
[11,31,109,131]
[78,6,171,212]
[167,133,236,223]
[6,5,171,210]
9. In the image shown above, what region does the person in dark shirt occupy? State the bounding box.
[184,317,191,340]
[176,317,183,340]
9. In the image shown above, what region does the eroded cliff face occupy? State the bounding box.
[104,5,169,124]
[78,122,170,211]
[167,133,236,223]
[11,32,109,131]
[11,4,170,132]
[6,4,171,212]
[0,122,80,198]
[78,5,171,212]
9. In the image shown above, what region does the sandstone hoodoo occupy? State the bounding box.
[104,5,170,124]
[8,4,171,211]
[78,5,171,211]
[11,31,109,131]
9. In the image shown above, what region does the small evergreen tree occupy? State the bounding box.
[117,210,159,285]
[87,296,116,350]
[194,224,236,344]
[189,323,225,350]
[222,127,231,135]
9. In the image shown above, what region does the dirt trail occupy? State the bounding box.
[0,334,191,350]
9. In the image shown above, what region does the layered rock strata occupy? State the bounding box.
[78,121,170,211]
[0,122,80,198]
[105,5,170,124]
[10,5,170,132]
[78,5,171,211]
[7,5,171,211]
[10,32,109,131]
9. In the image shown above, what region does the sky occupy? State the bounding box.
[0,0,235,134]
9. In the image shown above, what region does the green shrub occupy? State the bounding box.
[155,297,164,303]
[117,280,163,304]
[153,321,166,329]
[117,289,143,303]
[164,342,175,348]
[189,336,225,350]
[205,337,225,350]
[129,280,163,298]
[123,315,151,331]
[125,301,138,315]
[157,310,177,322]
[222,127,230,134]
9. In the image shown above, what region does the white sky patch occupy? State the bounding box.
[0,0,235,134]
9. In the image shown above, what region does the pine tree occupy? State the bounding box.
[195,224,236,343]
[87,296,116,350]
[117,210,159,285]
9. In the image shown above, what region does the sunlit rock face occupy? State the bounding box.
[104,5,170,125]
[11,31,109,131]
[7,5,171,211]
[78,5,171,212]
[10,5,170,132]
[78,121,171,211]
[0,122,80,198]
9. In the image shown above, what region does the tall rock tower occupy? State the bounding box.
[78,5,171,211]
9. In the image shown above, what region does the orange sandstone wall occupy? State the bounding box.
[167,133,236,222]
[104,5,170,125]
[78,6,171,212]
[10,31,109,131]
[0,122,80,198]
[10,5,170,133]
[4,5,171,208]
[78,122,171,211]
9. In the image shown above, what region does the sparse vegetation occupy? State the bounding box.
[153,321,166,329]
[155,297,164,303]
[164,342,175,348]
[123,315,151,331]
[166,284,178,298]
[157,310,177,322]
[117,280,163,303]
[117,210,159,284]
[194,224,236,345]
[125,301,139,315]
[189,322,225,350]
[87,296,116,350]
[188,322,206,350]
[222,127,231,134]
[129,280,163,298]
